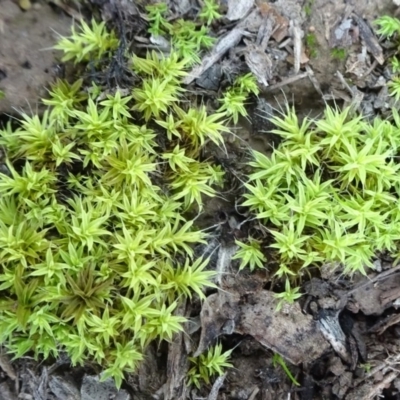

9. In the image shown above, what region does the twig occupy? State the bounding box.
[262,72,309,92]
[247,386,260,400]
[207,373,227,400]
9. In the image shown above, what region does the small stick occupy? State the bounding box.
[207,373,227,400]
[262,71,309,92]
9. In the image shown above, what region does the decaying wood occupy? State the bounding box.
[369,312,400,335]
[243,40,273,86]
[345,371,399,400]
[0,382,17,400]
[226,0,254,21]
[305,64,323,96]
[247,386,260,400]
[343,267,400,316]
[0,352,16,381]
[317,309,352,365]
[194,291,240,357]
[351,13,384,65]
[196,289,330,382]
[290,21,302,74]
[164,303,189,400]
[215,243,238,285]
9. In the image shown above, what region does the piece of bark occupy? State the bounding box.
[351,13,384,65]
[0,352,16,381]
[243,40,273,86]
[236,291,329,365]
[226,0,254,21]
[163,302,189,400]
[347,270,400,315]
[194,291,240,357]
[318,309,352,365]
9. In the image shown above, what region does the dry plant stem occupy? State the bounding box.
[290,22,302,75]
[344,264,400,300]
[183,28,245,84]
[262,71,309,92]
[353,353,400,389]
[49,0,83,21]
[247,386,260,400]
[305,64,323,96]
[207,373,227,400]
[370,313,400,335]
[346,371,398,400]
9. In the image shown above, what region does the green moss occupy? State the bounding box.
[0,7,264,388]
[305,33,318,58]
[242,106,400,282]
[331,47,347,61]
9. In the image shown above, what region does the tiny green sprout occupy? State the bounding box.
[303,0,314,17]
[360,363,372,373]
[0,90,5,99]
[388,77,400,102]
[54,19,118,63]
[269,222,310,263]
[218,89,248,124]
[42,79,87,124]
[132,51,189,83]
[175,105,229,148]
[305,33,318,58]
[161,257,217,301]
[188,343,233,388]
[331,47,347,60]
[132,78,181,121]
[199,0,222,25]
[274,279,302,312]
[272,353,300,386]
[391,56,400,73]
[101,341,143,389]
[145,3,172,36]
[234,73,260,96]
[374,15,400,37]
[161,145,195,172]
[232,237,266,271]
[100,90,132,120]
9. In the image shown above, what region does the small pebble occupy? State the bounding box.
[19,0,32,10]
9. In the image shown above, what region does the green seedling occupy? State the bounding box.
[272,353,300,386]
[274,279,303,312]
[232,237,266,271]
[199,0,222,25]
[188,343,233,388]
[53,19,118,63]
[331,47,347,60]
